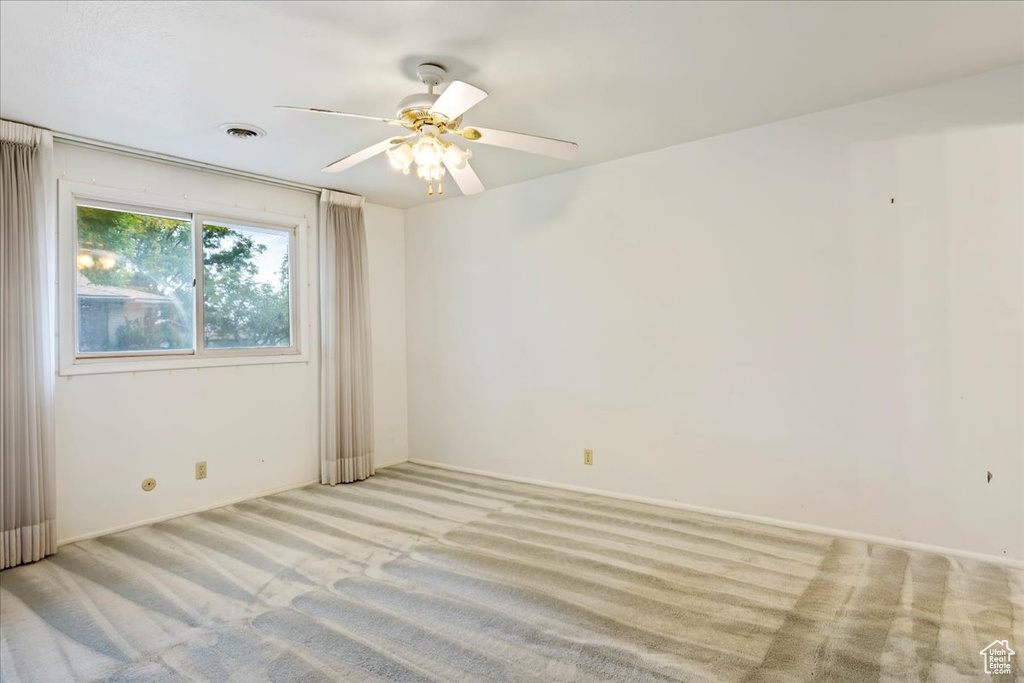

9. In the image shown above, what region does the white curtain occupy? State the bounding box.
[319,190,374,484]
[1,120,56,569]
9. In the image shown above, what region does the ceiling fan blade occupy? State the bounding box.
[322,138,401,173]
[276,105,404,126]
[429,81,488,120]
[443,158,485,196]
[462,127,578,160]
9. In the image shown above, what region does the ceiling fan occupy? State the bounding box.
[278,63,579,197]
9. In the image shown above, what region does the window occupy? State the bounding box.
[202,221,292,350]
[61,182,306,374]
[76,204,195,355]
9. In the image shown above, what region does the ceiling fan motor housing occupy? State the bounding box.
[396,92,440,119]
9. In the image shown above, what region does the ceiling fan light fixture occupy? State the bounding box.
[407,131,449,194]
[386,133,473,193]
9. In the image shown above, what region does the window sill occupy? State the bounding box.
[58,350,310,376]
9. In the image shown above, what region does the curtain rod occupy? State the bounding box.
[53,132,359,200]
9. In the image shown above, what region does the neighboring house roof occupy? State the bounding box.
[980,640,1015,654]
[77,273,174,304]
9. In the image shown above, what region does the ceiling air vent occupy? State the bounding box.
[219,123,266,139]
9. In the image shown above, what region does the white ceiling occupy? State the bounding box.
[2,1,1022,208]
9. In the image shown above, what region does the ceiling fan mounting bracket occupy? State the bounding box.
[416,63,447,89]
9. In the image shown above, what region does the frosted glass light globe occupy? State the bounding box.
[386,143,414,174]
[416,162,445,181]
[443,144,472,170]
[412,136,444,167]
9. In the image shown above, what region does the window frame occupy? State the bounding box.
[59,180,309,375]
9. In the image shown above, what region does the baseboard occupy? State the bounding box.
[408,459,1023,569]
[57,458,408,546]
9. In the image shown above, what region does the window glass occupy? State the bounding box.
[76,205,194,354]
[202,221,292,349]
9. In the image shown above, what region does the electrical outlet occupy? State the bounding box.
[583,448,594,466]
[196,461,207,480]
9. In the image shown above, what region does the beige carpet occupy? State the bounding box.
[0,463,1020,682]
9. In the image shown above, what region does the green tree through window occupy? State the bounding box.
[76,205,292,354]
[202,222,291,348]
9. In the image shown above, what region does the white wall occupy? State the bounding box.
[53,145,408,542]
[404,66,1024,561]
[364,202,409,465]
